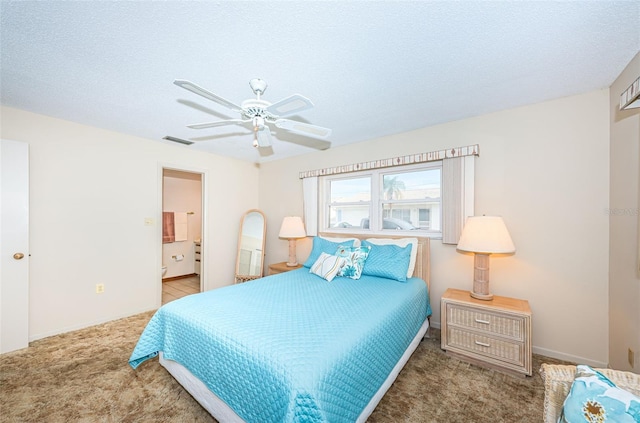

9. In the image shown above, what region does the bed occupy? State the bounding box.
[130,235,431,422]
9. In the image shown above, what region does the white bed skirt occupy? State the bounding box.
[159,318,430,422]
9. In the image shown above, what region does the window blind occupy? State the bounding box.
[302,176,319,236]
[442,155,475,244]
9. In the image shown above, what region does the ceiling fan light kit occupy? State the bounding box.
[173,78,332,150]
[248,78,267,96]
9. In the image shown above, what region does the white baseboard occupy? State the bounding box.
[532,346,608,368]
[29,306,156,343]
[428,320,607,368]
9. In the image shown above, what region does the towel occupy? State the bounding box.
[162,212,175,244]
[174,212,188,242]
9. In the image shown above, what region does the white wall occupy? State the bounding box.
[259,90,610,366]
[0,106,259,340]
[609,52,640,373]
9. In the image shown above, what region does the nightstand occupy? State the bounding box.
[441,288,532,377]
[268,262,303,275]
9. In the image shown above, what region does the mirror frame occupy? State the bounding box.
[235,209,266,283]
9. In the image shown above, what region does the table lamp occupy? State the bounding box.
[279,216,306,266]
[456,216,515,300]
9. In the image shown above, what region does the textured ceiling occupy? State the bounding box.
[1,1,639,163]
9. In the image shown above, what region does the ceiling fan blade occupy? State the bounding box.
[255,126,273,148]
[265,94,314,117]
[187,119,250,129]
[274,119,332,139]
[174,80,243,113]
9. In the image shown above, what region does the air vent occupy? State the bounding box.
[163,136,194,145]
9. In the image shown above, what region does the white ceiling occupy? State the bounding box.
[1,1,639,163]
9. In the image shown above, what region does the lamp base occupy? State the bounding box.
[471,253,493,301]
[287,239,298,267]
[470,291,494,301]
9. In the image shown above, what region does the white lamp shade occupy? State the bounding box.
[279,216,306,239]
[457,216,515,254]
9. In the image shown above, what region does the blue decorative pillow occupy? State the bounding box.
[365,237,418,278]
[309,252,346,282]
[361,240,411,282]
[335,246,371,280]
[559,365,640,423]
[303,237,356,268]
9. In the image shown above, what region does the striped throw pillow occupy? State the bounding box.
[309,252,346,282]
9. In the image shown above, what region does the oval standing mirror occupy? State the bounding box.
[235,209,266,283]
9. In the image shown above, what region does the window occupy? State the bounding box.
[418,208,431,229]
[327,176,371,229]
[302,145,476,241]
[322,163,442,235]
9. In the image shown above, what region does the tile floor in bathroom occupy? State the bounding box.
[162,275,200,305]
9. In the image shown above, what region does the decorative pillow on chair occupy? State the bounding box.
[559,365,640,423]
[309,252,346,282]
[303,237,356,268]
[361,240,412,282]
[335,246,371,280]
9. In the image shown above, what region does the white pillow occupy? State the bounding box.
[365,238,418,278]
[309,252,346,282]
[320,236,361,247]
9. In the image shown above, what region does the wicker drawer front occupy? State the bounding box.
[441,289,532,376]
[446,327,524,367]
[447,304,524,341]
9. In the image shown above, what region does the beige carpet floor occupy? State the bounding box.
[0,311,570,422]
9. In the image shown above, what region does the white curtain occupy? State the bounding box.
[442,156,475,244]
[302,176,318,236]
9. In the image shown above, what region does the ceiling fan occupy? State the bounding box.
[174,78,332,148]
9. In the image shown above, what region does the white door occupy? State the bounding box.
[0,139,30,354]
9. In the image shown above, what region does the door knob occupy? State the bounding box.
[13,253,25,260]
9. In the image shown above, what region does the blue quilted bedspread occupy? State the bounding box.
[129,269,431,422]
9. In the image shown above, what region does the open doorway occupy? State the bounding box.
[161,168,204,305]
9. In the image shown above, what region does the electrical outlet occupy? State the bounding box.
[629,348,635,368]
[96,283,105,294]
[144,218,154,226]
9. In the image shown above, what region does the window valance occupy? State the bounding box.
[299,144,479,179]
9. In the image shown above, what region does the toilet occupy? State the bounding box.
[161,265,167,277]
